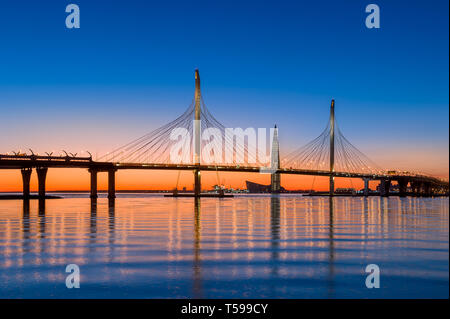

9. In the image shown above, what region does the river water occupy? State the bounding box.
[0,194,448,298]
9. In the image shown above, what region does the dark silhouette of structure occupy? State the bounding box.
[0,70,448,199]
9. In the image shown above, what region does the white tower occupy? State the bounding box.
[270,125,281,193]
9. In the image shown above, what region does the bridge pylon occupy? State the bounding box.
[329,99,335,196]
[194,69,201,196]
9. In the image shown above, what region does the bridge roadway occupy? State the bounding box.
[0,154,448,198]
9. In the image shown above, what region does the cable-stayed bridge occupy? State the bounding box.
[0,70,448,199]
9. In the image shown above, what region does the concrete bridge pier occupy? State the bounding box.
[329,175,335,196]
[21,168,32,199]
[423,183,432,197]
[108,169,116,199]
[89,168,98,199]
[379,179,391,197]
[36,167,48,199]
[397,178,408,197]
[194,168,201,197]
[412,182,429,196]
[418,183,423,195]
[410,181,420,195]
[363,178,370,197]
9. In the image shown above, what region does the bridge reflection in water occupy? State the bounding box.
[0,195,448,298]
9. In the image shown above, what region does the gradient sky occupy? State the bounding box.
[0,0,448,191]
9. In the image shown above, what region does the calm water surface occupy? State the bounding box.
[0,195,448,298]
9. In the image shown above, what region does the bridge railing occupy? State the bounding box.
[0,154,93,162]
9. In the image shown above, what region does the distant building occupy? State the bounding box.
[335,188,356,195]
[375,183,407,193]
[211,184,248,194]
[246,181,285,193]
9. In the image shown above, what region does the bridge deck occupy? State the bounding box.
[0,155,447,186]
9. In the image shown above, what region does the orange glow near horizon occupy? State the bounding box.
[0,168,385,192]
[0,147,448,193]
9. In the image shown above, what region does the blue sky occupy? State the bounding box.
[0,0,448,176]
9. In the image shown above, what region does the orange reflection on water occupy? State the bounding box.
[0,195,448,298]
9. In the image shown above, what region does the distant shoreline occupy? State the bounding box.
[0,192,447,200]
[0,190,313,194]
[0,194,62,200]
[0,190,171,194]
